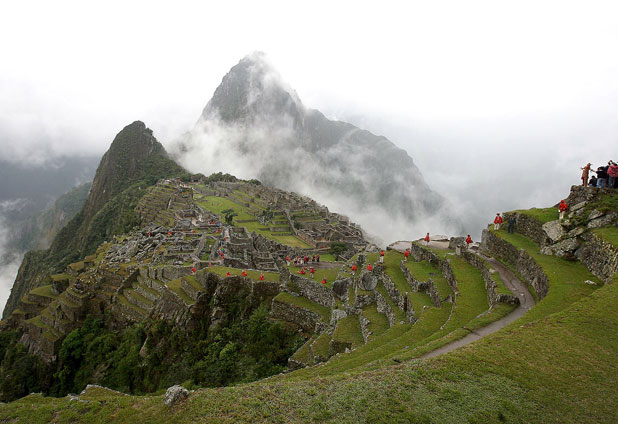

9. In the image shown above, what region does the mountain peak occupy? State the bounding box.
[201,52,303,123]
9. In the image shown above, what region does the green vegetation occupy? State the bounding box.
[405,259,451,298]
[286,264,341,287]
[382,250,412,294]
[207,266,279,282]
[510,206,557,223]
[273,292,331,322]
[29,284,57,299]
[361,305,389,338]
[165,279,194,305]
[332,315,364,348]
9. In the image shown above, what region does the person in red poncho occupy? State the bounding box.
[226,271,231,277]
[286,256,291,266]
[191,267,196,274]
[351,264,358,272]
[299,268,306,275]
[404,249,410,262]
[310,267,315,278]
[241,270,248,277]
[379,250,385,264]
[559,200,568,221]
[259,273,265,281]
[367,264,373,272]
[465,235,472,248]
[321,278,327,285]
[493,213,503,230]
[424,233,430,246]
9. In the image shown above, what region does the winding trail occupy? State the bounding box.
[419,252,535,359]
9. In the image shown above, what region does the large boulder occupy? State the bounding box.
[359,271,378,291]
[164,385,189,407]
[542,221,566,243]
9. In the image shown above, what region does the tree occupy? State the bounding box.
[330,241,349,260]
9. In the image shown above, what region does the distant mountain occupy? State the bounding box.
[173,52,459,241]
[2,121,188,318]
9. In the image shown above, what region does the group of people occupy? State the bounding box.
[286,254,321,266]
[581,161,618,188]
[494,212,517,233]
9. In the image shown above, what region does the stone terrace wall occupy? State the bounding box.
[270,298,322,332]
[409,244,457,293]
[460,250,519,306]
[374,290,397,326]
[503,212,549,247]
[290,274,336,308]
[481,229,549,299]
[578,233,618,283]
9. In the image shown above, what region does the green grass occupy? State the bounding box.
[489,267,512,296]
[286,264,341,287]
[206,266,279,282]
[405,259,451,298]
[510,206,557,223]
[273,292,331,322]
[491,229,600,322]
[29,285,58,299]
[382,251,413,294]
[332,315,364,348]
[362,305,389,338]
[50,273,71,283]
[165,279,194,305]
[311,332,332,359]
[592,226,618,249]
[181,275,202,291]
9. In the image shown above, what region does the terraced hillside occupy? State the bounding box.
[1,185,617,423]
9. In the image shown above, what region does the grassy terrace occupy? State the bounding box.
[311,332,332,358]
[165,279,194,305]
[510,206,557,223]
[286,264,341,287]
[5,280,617,423]
[206,266,279,282]
[404,258,451,298]
[382,251,413,294]
[332,315,364,348]
[273,292,331,322]
[29,285,57,299]
[490,228,600,322]
[361,305,389,339]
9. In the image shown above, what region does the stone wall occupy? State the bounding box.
[578,233,618,283]
[375,290,396,327]
[460,250,519,306]
[290,274,336,308]
[481,229,549,299]
[359,312,371,343]
[409,244,458,294]
[270,297,322,332]
[503,212,549,246]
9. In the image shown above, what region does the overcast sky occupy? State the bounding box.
[1,1,618,310]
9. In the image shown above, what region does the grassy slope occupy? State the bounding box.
[5,280,617,423]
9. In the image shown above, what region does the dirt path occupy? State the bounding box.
[419,253,535,360]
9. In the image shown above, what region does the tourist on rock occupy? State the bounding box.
[321,278,327,285]
[424,233,430,246]
[379,250,385,263]
[589,175,598,188]
[241,270,248,277]
[596,165,609,188]
[465,235,472,248]
[367,264,373,271]
[559,200,569,220]
[507,216,516,234]
[259,273,265,281]
[493,214,503,230]
[404,249,410,261]
[581,163,592,187]
[608,161,618,188]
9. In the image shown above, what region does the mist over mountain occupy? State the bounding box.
[172,53,460,243]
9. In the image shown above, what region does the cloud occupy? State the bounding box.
[0,200,29,316]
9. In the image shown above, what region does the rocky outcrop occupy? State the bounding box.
[163,385,189,407]
[481,229,549,299]
[270,297,323,332]
[577,233,618,283]
[289,275,336,308]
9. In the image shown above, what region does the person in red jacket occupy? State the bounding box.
[465,235,472,248]
[424,233,430,246]
[321,278,327,285]
[310,267,315,278]
[494,213,503,230]
[404,249,410,262]
[285,255,291,266]
[559,200,568,221]
[226,271,231,277]
[367,264,373,272]
[191,267,196,274]
[241,270,248,277]
[351,264,358,272]
[379,250,385,263]
[259,273,265,281]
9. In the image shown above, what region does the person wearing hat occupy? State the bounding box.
[581,163,592,187]
[493,213,503,230]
